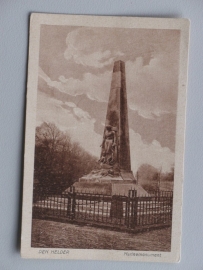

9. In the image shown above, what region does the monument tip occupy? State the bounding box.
[113,60,125,73]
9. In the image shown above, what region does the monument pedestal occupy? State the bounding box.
[72,176,147,196]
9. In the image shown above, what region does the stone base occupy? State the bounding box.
[78,165,135,181]
[79,175,124,182]
[111,182,148,196]
[69,177,147,196]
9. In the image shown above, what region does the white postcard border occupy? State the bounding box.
[21,13,190,262]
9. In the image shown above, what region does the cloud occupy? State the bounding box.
[129,129,174,173]
[65,48,114,68]
[65,101,76,108]
[64,28,124,68]
[36,90,102,156]
[126,55,178,119]
[39,66,111,103]
[73,107,92,121]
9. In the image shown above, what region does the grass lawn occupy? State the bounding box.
[32,219,171,251]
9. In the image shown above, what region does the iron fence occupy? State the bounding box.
[33,188,173,230]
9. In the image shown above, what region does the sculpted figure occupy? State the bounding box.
[99,125,117,165]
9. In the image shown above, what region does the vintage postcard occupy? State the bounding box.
[21,13,190,262]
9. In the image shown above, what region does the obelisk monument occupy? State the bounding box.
[72,60,147,196]
[100,60,134,180]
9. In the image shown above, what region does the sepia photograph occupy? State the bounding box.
[21,14,190,262]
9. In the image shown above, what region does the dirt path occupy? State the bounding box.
[32,219,171,251]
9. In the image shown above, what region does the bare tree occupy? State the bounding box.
[34,122,98,194]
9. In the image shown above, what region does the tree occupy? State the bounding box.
[34,122,99,194]
[136,164,174,192]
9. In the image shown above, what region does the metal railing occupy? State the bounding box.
[33,188,173,230]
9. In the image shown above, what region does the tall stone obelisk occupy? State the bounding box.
[103,60,133,179]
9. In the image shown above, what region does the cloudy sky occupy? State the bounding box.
[36,24,181,173]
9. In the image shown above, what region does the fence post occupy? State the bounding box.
[67,193,71,217]
[71,186,76,220]
[130,190,137,228]
[110,195,123,219]
[125,191,131,227]
[134,190,138,227]
[170,192,173,220]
